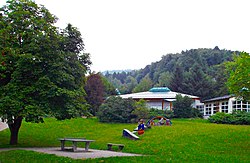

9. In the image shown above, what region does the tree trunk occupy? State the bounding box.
[8,116,23,145]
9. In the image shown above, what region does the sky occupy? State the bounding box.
[1,0,250,72]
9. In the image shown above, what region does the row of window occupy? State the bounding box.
[199,100,249,115]
[232,100,249,112]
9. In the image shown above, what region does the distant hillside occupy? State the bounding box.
[102,69,132,75]
[104,47,239,100]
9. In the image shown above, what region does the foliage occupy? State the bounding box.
[97,96,135,123]
[0,118,249,162]
[212,64,230,97]
[131,99,150,122]
[132,75,153,93]
[155,71,172,87]
[208,111,250,125]
[104,47,237,99]
[183,63,216,100]
[169,64,185,93]
[191,108,203,118]
[148,108,174,119]
[173,94,193,118]
[100,74,116,97]
[226,52,250,101]
[84,73,104,116]
[0,0,90,145]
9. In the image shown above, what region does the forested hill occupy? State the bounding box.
[104,47,239,100]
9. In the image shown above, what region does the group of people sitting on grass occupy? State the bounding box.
[134,117,172,135]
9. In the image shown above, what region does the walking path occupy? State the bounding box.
[0,147,143,159]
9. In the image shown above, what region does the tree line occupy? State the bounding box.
[104,47,240,100]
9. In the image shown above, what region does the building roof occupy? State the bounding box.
[202,95,233,103]
[119,90,199,100]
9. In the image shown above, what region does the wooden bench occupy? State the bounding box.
[59,138,95,152]
[107,143,125,151]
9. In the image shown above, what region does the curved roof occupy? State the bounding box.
[119,90,199,99]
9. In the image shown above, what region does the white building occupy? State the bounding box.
[201,95,250,117]
[119,87,202,110]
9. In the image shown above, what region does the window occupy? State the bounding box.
[232,100,250,112]
[213,103,219,114]
[205,104,212,115]
[233,100,241,111]
[221,101,228,113]
[196,105,204,114]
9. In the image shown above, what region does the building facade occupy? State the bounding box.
[119,87,202,110]
[201,95,250,117]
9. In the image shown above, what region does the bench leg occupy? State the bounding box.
[72,141,77,152]
[118,146,124,151]
[85,142,90,151]
[107,144,112,150]
[60,140,65,151]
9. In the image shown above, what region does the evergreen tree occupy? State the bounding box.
[173,94,193,118]
[169,64,185,93]
[184,63,215,100]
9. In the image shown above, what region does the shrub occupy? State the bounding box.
[97,96,136,123]
[149,108,165,117]
[131,107,150,123]
[131,100,150,123]
[148,109,174,119]
[208,111,250,125]
[173,94,193,118]
[191,108,203,118]
[231,111,250,125]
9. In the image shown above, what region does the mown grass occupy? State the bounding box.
[0,118,249,162]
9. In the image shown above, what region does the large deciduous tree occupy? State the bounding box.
[226,52,250,100]
[0,0,91,145]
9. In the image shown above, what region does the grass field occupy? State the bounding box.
[0,118,249,162]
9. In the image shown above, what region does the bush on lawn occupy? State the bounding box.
[131,99,150,123]
[97,96,136,123]
[208,111,250,125]
[148,109,174,119]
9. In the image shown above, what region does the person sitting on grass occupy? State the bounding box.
[166,119,172,126]
[137,119,145,135]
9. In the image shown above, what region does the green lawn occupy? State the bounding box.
[0,118,249,162]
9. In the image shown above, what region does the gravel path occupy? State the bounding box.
[0,147,143,159]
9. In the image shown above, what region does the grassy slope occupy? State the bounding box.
[0,118,249,162]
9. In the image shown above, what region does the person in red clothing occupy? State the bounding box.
[137,119,145,135]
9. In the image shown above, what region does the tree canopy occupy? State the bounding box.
[0,0,91,144]
[226,52,250,101]
[85,73,105,116]
[105,47,238,100]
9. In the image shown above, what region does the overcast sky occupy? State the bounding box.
[1,0,250,72]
